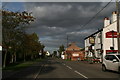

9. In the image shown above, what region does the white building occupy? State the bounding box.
[84,11,120,60]
[61,51,65,59]
[84,29,103,58]
[46,51,50,56]
[102,11,120,56]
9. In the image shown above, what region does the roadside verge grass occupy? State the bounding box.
[3,58,43,71]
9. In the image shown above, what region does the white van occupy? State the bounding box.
[102,54,120,73]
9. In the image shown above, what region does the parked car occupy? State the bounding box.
[102,54,120,73]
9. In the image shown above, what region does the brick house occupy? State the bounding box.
[65,42,85,61]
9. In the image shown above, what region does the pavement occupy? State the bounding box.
[2,58,120,80]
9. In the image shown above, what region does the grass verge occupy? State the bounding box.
[3,58,43,71]
[65,59,71,61]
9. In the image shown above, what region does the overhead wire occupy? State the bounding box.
[79,0,113,31]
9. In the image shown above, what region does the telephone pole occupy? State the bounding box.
[67,35,68,48]
[116,0,120,53]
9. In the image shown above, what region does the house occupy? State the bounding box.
[65,42,85,61]
[102,11,120,56]
[84,29,103,60]
[61,51,66,59]
[46,51,51,56]
[84,11,120,62]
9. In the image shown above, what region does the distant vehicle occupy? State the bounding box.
[92,58,100,63]
[102,53,120,73]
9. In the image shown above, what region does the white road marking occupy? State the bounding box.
[66,66,72,70]
[74,70,88,79]
[62,63,87,79]
[63,63,65,65]
[34,65,44,79]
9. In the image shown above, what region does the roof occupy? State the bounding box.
[84,29,103,40]
[66,50,81,53]
[66,42,81,51]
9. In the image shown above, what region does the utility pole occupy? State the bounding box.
[67,35,68,48]
[116,0,120,53]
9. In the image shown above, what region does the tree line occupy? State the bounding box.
[52,45,65,57]
[2,10,45,68]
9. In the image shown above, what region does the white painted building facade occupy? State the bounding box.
[61,52,65,59]
[84,29,102,58]
[46,51,51,56]
[85,11,120,60]
[102,12,120,56]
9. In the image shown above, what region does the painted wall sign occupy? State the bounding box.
[106,31,120,38]
[72,53,79,57]
[106,50,118,54]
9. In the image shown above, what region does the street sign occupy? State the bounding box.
[89,37,95,44]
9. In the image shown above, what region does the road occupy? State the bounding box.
[2,58,120,80]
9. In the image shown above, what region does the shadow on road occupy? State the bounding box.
[106,70,120,74]
[39,66,56,75]
[2,58,60,80]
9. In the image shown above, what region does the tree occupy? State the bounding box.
[58,45,65,58]
[40,44,45,58]
[24,33,42,60]
[53,51,57,57]
[2,10,35,67]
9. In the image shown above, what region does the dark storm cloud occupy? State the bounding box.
[24,2,116,52]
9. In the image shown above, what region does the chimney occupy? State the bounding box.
[104,17,110,27]
[112,11,117,22]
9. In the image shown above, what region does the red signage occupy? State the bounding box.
[106,31,118,38]
[106,50,118,54]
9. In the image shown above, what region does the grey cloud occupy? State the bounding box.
[24,2,116,52]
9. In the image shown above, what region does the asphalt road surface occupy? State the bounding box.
[2,58,120,80]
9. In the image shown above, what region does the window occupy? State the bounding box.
[105,55,117,61]
[105,55,109,60]
[108,55,116,61]
[117,55,120,59]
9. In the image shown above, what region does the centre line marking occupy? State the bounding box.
[66,66,72,70]
[74,70,88,79]
[34,65,44,79]
[63,63,65,65]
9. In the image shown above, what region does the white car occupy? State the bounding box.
[102,54,120,73]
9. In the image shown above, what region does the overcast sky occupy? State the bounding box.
[3,2,117,52]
